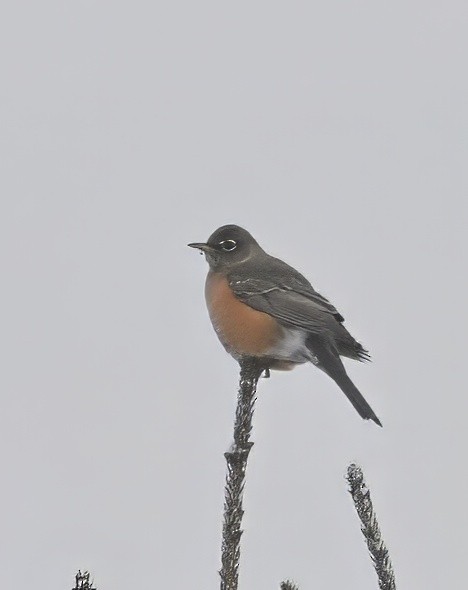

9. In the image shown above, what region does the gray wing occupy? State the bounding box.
[234,285,334,334]
[228,255,345,333]
[281,282,344,322]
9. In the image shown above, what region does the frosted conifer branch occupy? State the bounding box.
[72,570,96,590]
[347,464,396,590]
[219,357,264,590]
[280,580,300,590]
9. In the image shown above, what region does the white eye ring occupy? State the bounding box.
[219,239,237,251]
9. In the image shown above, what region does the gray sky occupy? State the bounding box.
[1,1,467,588]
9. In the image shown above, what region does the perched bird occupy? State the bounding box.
[189,225,381,426]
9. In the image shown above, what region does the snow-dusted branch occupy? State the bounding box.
[219,358,263,590]
[72,570,96,590]
[347,464,396,590]
[280,580,300,590]
[218,365,396,590]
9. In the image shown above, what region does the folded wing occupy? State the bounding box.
[229,276,339,335]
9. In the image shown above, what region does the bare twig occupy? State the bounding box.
[347,464,396,590]
[72,570,96,590]
[219,357,263,590]
[280,580,300,590]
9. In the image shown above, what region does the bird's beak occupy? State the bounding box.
[188,242,212,252]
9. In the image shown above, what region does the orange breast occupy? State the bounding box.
[205,271,282,357]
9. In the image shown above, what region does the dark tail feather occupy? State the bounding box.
[330,369,382,426]
[310,340,382,426]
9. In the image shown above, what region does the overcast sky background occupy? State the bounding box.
[1,1,467,589]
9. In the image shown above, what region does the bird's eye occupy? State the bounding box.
[219,239,237,251]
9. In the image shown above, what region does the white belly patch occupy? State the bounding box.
[267,327,312,364]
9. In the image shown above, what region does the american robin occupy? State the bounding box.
[189,224,381,426]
